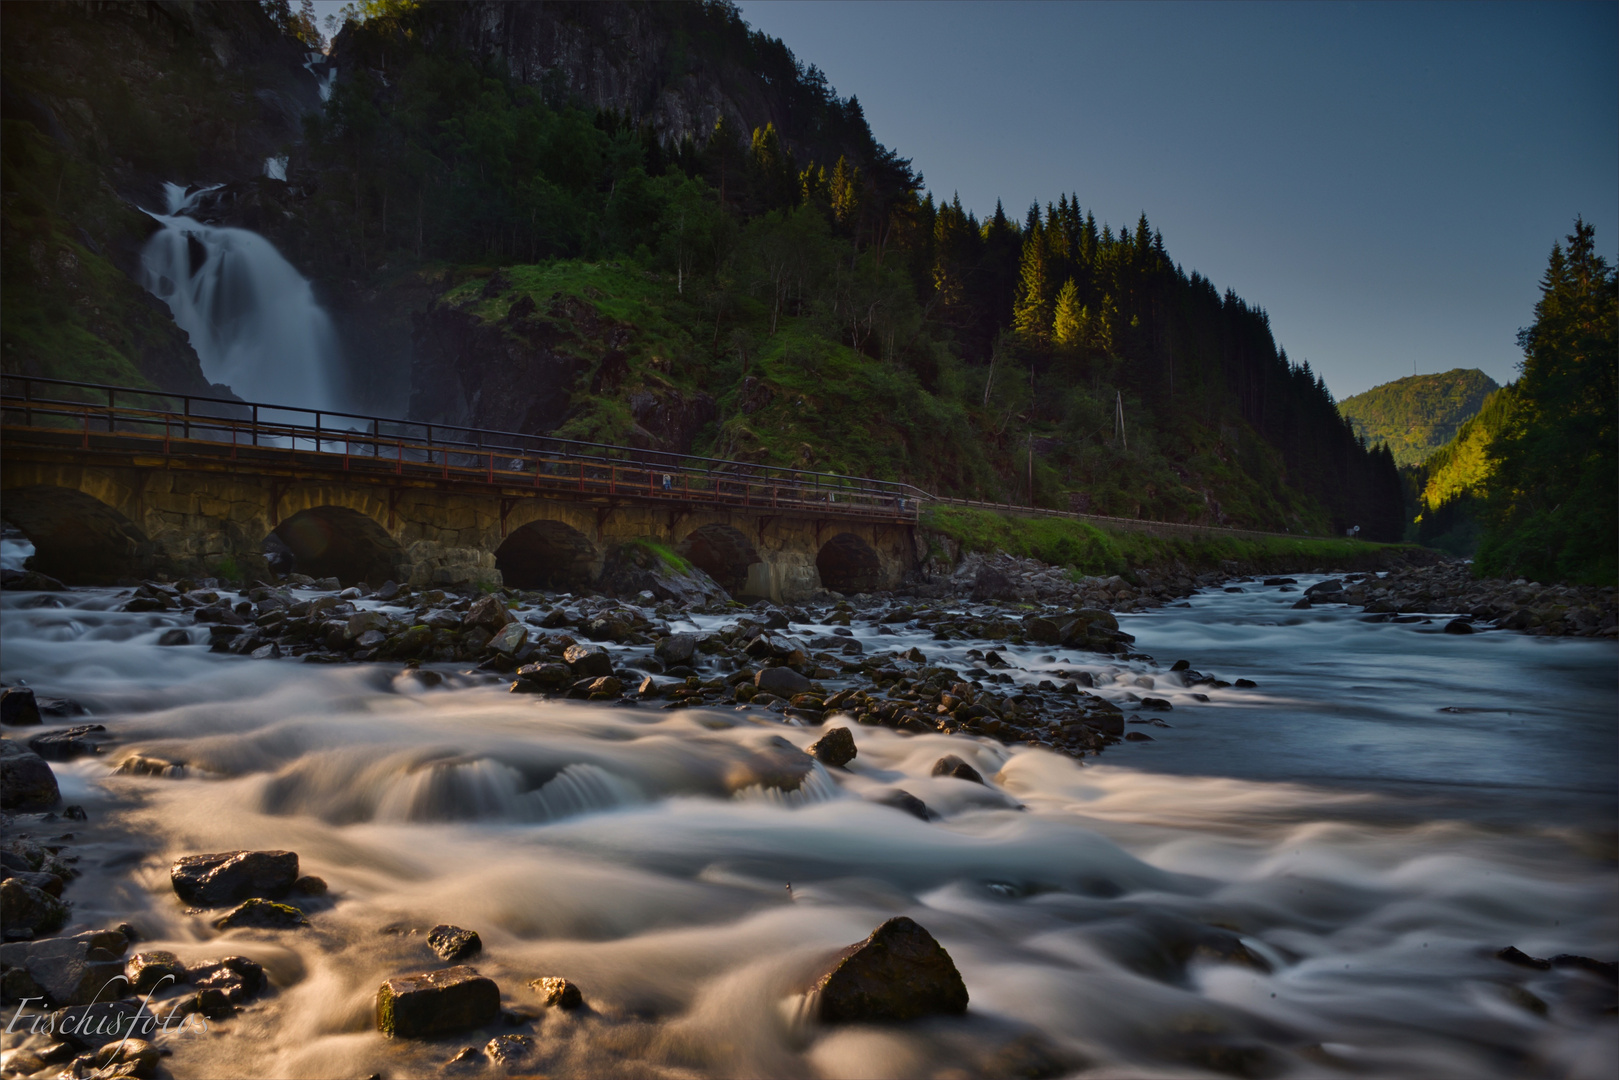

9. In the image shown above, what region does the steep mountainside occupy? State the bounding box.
[2,0,1406,537]
[1338,368,1500,467]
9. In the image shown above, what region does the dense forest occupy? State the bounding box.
[1338,369,1499,467]
[2,0,1406,537]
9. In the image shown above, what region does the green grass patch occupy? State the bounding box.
[620,537,693,576]
[924,505,1415,577]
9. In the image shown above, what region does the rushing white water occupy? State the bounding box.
[303,50,336,103]
[138,183,341,411]
[1,571,1614,1079]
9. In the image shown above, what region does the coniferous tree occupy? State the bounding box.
[1477,219,1617,583]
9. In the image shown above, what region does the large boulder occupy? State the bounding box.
[170,850,299,907]
[596,542,731,606]
[809,917,969,1023]
[0,742,59,811]
[376,965,500,1038]
[0,929,128,1006]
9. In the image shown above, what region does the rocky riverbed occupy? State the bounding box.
[2,552,1615,1079]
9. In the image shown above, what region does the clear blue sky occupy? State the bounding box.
[311,1,1617,399]
[734,0,1616,399]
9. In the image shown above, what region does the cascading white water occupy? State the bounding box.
[139,183,341,411]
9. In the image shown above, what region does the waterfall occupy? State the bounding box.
[139,183,342,412]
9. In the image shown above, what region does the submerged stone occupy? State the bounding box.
[528,976,582,1009]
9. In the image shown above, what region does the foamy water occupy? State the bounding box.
[1,572,1614,1078]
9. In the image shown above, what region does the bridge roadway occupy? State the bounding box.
[1,377,1303,600]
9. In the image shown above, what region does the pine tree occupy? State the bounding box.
[1012,220,1051,342]
[829,155,862,229]
[1478,218,1618,583]
[1052,278,1084,348]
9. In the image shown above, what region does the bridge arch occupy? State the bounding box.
[816,532,884,594]
[272,506,405,586]
[0,485,151,584]
[495,519,599,590]
[677,524,762,596]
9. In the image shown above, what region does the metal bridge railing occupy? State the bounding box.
[0,375,928,523]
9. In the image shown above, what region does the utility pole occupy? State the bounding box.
[1027,430,1033,505]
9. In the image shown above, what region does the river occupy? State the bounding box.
[1,555,1614,1079]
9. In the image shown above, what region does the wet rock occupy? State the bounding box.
[0,878,69,939]
[78,1038,160,1079]
[1140,697,1173,710]
[157,628,191,646]
[1549,953,1618,982]
[971,567,1016,601]
[1124,731,1155,742]
[0,569,66,591]
[562,643,613,678]
[27,724,108,761]
[528,976,582,1009]
[48,1000,154,1051]
[1233,678,1258,688]
[125,951,187,994]
[428,924,483,962]
[873,789,934,821]
[4,869,63,896]
[654,632,697,666]
[931,755,985,785]
[170,850,299,907]
[1,687,43,726]
[1495,946,1551,971]
[212,898,308,930]
[485,1033,534,1066]
[464,595,514,633]
[183,955,265,1016]
[514,662,572,689]
[114,754,185,778]
[1290,597,1312,609]
[1443,618,1476,635]
[807,726,857,768]
[1305,579,1344,597]
[756,666,811,697]
[0,929,128,1006]
[488,622,528,655]
[376,965,501,1038]
[0,742,60,811]
[809,916,969,1023]
[294,875,328,896]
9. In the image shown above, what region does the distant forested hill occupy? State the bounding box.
[1339,369,1500,466]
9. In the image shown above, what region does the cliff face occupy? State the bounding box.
[337,1,878,167]
[409,276,717,454]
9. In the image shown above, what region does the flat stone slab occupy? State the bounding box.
[170,850,298,907]
[377,965,500,1038]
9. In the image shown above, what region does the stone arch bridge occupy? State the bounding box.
[0,378,924,602]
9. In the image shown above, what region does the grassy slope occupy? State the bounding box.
[925,504,1412,579]
[440,257,1341,534]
